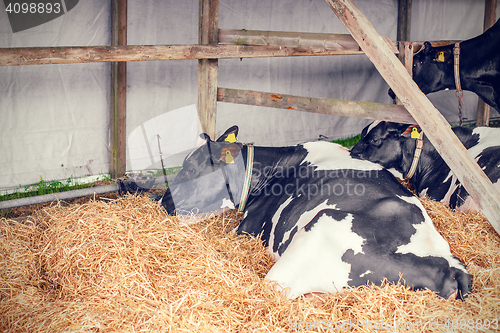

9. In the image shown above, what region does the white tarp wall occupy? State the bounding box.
[1,0,499,191]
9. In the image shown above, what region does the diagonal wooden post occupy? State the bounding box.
[325,0,500,234]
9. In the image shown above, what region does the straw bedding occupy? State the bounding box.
[1,195,499,332]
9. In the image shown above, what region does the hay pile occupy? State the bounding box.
[1,195,499,332]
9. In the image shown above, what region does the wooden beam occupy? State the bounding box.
[197,0,219,139]
[397,0,412,42]
[0,39,463,67]
[110,0,127,179]
[217,88,415,123]
[219,29,364,53]
[0,44,367,66]
[326,0,500,234]
[476,0,497,126]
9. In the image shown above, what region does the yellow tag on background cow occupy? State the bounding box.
[411,127,421,139]
[437,51,445,62]
[225,133,237,143]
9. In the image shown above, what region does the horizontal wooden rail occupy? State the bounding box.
[219,29,458,52]
[0,43,365,67]
[217,87,416,123]
[0,35,461,67]
[219,29,365,53]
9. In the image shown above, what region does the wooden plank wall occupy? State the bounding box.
[110,0,127,179]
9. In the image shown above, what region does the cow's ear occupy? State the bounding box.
[384,122,410,136]
[218,143,243,164]
[401,125,421,138]
[433,49,452,63]
[423,41,433,54]
[200,133,212,141]
[216,126,239,142]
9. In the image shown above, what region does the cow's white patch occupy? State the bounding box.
[302,141,382,172]
[269,199,337,259]
[471,128,500,188]
[439,171,459,205]
[265,212,364,299]
[395,195,464,270]
[471,127,499,159]
[220,198,235,209]
[432,127,500,209]
[387,167,403,179]
[359,270,372,278]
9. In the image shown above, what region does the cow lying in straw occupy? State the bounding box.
[350,121,500,212]
[158,126,471,300]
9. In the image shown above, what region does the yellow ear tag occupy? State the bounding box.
[225,150,235,164]
[437,51,445,62]
[225,133,237,143]
[411,127,421,139]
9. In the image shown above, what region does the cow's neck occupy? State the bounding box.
[456,20,500,109]
[241,145,307,196]
[400,137,447,194]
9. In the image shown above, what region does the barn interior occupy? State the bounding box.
[1,0,500,331]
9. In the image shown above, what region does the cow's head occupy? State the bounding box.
[389,41,455,100]
[350,121,410,170]
[159,126,245,216]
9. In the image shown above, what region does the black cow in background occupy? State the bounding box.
[389,18,500,112]
[351,121,500,212]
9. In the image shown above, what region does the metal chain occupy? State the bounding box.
[456,91,464,126]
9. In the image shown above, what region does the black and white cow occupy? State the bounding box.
[351,121,500,212]
[159,126,471,300]
[389,18,500,111]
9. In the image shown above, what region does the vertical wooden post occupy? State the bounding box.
[397,0,412,42]
[198,0,219,139]
[110,0,127,179]
[396,42,414,106]
[476,0,497,126]
[395,0,412,106]
[325,0,500,234]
